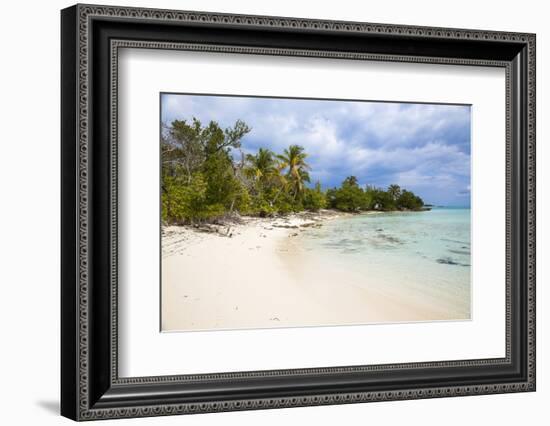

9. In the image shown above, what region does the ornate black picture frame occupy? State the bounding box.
[61,4,536,421]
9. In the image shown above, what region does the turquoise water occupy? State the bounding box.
[298,208,471,318]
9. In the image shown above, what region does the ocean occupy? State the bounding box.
[297,208,472,319]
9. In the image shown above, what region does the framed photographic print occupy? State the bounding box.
[61,4,536,421]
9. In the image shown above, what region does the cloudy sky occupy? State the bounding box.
[161,93,471,207]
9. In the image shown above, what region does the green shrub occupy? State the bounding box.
[303,183,327,211]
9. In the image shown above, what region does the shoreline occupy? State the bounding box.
[161,208,466,332]
[161,209,352,258]
[163,207,428,235]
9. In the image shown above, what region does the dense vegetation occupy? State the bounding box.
[161,118,425,224]
[326,178,424,213]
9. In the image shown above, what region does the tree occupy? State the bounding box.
[365,186,395,210]
[244,148,277,187]
[303,181,327,211]
[161,173,225,224]
[397,190,424,210]
[387,184,402,202]
[161,118,251,223]
[327,176,367,212]
[161,119,205,183]
[277,145,311,200]
[343,176,359,187]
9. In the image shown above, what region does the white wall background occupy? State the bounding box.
[0,0,546,424]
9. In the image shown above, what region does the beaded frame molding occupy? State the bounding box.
[61,4,536,421]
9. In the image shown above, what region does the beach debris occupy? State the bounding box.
[273,223,299,229]
[269,317,280,321]
[300,221,321,228]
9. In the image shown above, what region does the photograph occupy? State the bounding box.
[160,94,472,332]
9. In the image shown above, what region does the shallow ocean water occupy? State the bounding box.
[298,208,472,318]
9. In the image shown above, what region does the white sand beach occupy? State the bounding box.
[161,210,459,332]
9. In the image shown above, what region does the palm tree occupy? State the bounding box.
[387,184,402,201]
[244,148,276,185]
[245,148,294,207]
[343,176,359,187]
[270,162,289,205]
[277,145,311,200]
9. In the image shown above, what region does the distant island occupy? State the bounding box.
[161,118,426,225]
